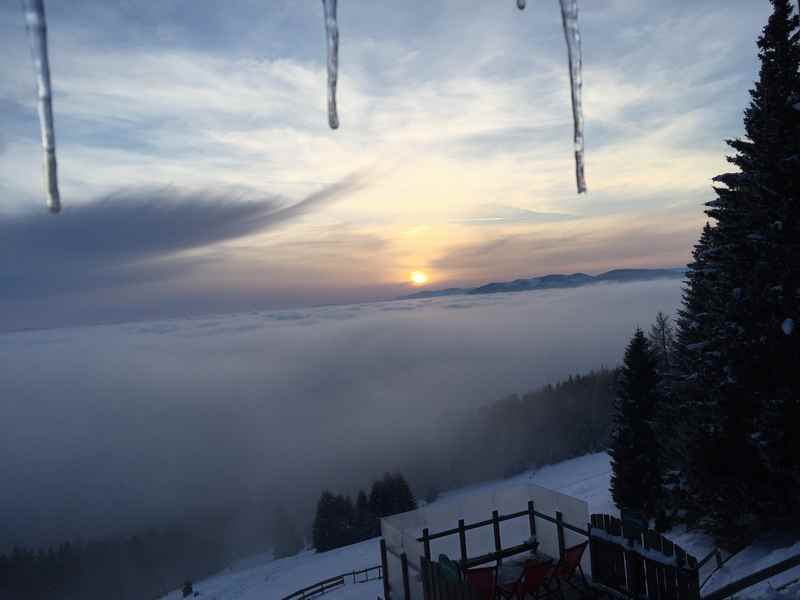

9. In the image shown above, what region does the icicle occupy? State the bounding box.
[517,0,526,10]
[322,0,339,130]
[23,0,60,213]
[558,0,587,193]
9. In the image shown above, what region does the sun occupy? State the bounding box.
[410,271,429,286]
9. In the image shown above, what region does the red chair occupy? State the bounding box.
[464,566,498,600]
[552,541,591,598]
[497,561,556,600]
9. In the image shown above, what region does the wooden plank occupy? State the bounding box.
[665,565,678,600]
[652,535,668,600]
[430,559,439,600]
[556,511,566,557]
[591,538,608,587]
[460,540,539,569]
[661,536,676,599]
[676,564,691,600]
[498,509,530,522]
[627,539,647,598]
[492,510,502,564]
[642,530,660,600]
[421,557,429,600]
[458,519,468,565]
[686,555,700,600]
[422,528,431,561]
[528,501,537,539]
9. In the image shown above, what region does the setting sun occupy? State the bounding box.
[410,271,429,286]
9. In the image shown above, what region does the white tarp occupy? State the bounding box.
[381,482,590,600]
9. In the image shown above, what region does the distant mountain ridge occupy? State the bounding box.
[399,268,686,300]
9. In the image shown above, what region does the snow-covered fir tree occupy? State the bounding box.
[658,223,720,524]
[674,0,800,543]
[610,328,663,520]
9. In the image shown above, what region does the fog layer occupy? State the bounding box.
[0,279,681,549]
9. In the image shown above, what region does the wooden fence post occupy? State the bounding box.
[687,555,700,600]
[380,538,391,600]
[555,511,566,557]
[401,553,411,600]
[458,519,467,565]
[422,528,431,561]
[588,522,598,582]
[492,510,502,565]
[421,556,430,600]
[527,501,536,539]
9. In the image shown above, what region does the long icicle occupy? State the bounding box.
[322,0,339,130]
[23,0,61,213]
[558,0,586,193]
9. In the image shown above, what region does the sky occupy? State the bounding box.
[0,278,683,550]
[0,0,770,329]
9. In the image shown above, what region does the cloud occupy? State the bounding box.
[0,174,364,326]
[453,203,577,225]
[0,278,684,550]
[432,215,701,279]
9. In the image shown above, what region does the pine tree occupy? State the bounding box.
[391,474,417,514]
[662,224,721,525]
[676,0,800,542]
[609,328,662,519]
[674,223,718,376]
[648,312,675,376]
[312,491,355,552]
[354,490,377,539]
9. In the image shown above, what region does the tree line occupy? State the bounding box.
[410,368,617,497]
[0,526,226,600]
[312,473,417,552]
[610,0,800,547]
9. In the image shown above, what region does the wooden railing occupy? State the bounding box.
[702,552,800,600]
[380,502,590,600]
[417,500,588,568]
[589,514,700,600]
[280,564,382,600]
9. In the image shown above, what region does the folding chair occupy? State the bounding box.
[464,566,498,600]
[497,561,557,600]
[551,541,592,599]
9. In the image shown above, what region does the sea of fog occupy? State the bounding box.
[0,279,682,548]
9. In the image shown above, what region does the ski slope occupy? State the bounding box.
[159,452,799,600]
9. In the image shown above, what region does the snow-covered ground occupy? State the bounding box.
[159,453,799,600]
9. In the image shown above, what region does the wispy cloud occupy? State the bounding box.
[0,175,364,328]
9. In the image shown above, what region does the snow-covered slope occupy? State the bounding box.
[159,452,799,600]
[159,540,383,600]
